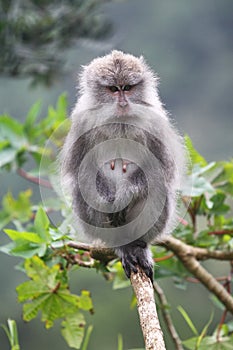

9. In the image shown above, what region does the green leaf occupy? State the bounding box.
[81,325,93,350]
[24,101,42,130]
[17,280,48,302]
[0,240,47,259]
[1,319,20,350]
[209,295,225,311]
[0,148,18,167]
[4,229,43,243]
[183,172,215,197]
[110,261,131,290]
[209,193,230,215]
[61,312,86,349]
[2,190,32,222]
[184,135,207,168]
[34,207,51,243]
[183,335,233,350]
[79,290,93,311]
[177,305,198,336]
[0,115,27,148]
[23,294,50,322]
[56,93,68,121]
[16,257,83,329]
[197,311,214,348]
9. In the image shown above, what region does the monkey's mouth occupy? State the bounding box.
[116,104,130,116]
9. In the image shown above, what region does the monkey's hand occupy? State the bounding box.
[115,241,154,282]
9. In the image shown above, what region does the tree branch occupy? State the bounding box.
[192,246,233,261]
[163,236,233,314]
[17,168,52,188]
[130,268,166,350]
[66,238,233,314]
[153,281,184,350]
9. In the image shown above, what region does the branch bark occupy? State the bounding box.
[130,268,166,350]
[163,236,233,314]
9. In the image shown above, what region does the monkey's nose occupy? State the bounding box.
[119,100,128,108]
[118,91,128,108]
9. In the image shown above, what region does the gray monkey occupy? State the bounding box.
[61,51,186,281]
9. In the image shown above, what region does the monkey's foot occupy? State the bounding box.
[115,241,154,282]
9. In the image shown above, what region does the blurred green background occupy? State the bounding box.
[0,0,232,349]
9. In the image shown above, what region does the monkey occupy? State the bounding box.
[60,50,186,282]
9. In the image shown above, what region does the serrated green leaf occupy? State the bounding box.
[16,257,83,329]
[17,280,48,302]
[23,294,50,322]
[24,256,59,284]
[61,312,85,349]
[41,294,73,328]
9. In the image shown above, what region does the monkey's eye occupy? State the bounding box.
[109,86,119,93]
[123,85,132,91]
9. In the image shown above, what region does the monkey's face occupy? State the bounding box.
[103,83,145,115]
[80,50,154,115]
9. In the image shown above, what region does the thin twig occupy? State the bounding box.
[67,241,93,251]
[153,281,184,350]
[17,168,52,188]
[154,253,174,262]
[208,230,233,236]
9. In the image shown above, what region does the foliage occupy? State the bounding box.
[0,94,233,349]
[0,0,112,85]
[1,319,20,350]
